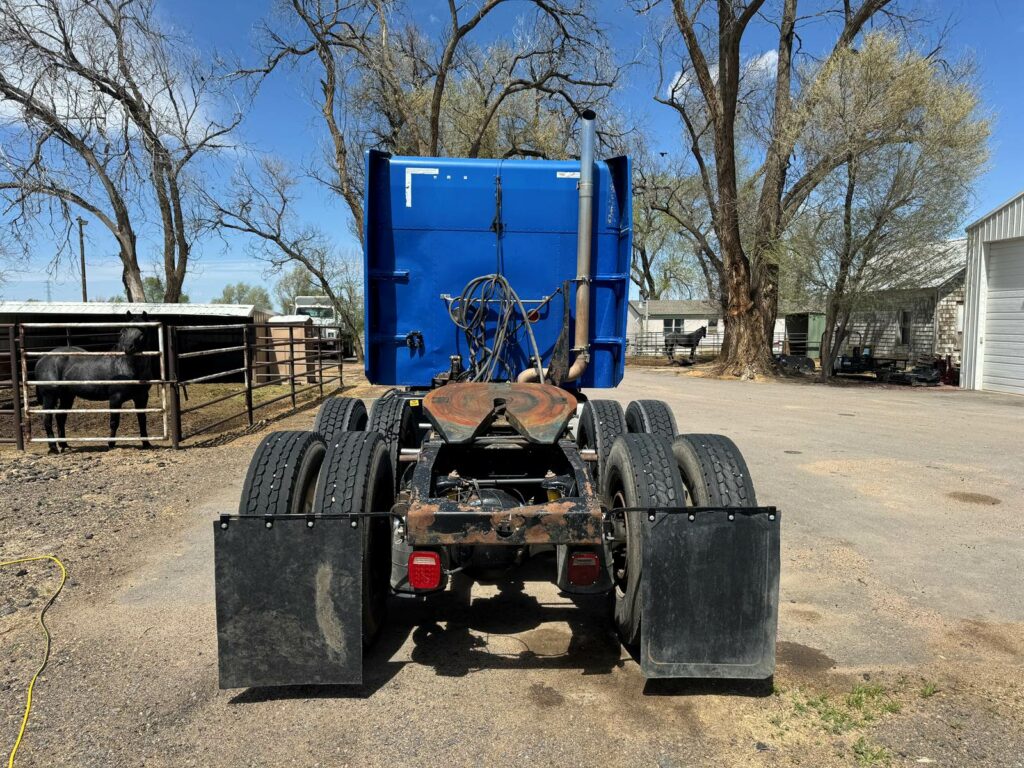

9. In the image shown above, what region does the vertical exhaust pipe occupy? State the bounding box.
[519,109,596,383]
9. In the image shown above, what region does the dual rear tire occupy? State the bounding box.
[595,398,757,648]
[239,409,395,645]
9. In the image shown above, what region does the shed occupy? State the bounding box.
[962,192,1024,395]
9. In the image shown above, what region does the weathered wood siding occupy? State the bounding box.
[935,278,965,362]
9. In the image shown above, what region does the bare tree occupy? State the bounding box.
[207,159,365,358]
[630,143,703,300]
[0,0,243,301]
[647,0,944,376]
[243,0,621,244]
[783,36,987,378]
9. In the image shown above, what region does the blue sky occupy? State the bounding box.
[3,0,1022,304]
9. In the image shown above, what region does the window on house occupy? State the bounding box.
[663,318,685,334]
[956,302,964,334]
[899,309,911,345]
[709,318,719,331]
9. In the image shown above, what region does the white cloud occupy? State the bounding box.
[665,49,778,100]
[746,49,779,77]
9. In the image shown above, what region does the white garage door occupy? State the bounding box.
[983,239,1024,394]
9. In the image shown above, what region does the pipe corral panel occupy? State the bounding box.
[363,150,632,388]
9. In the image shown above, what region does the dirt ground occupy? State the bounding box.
[1,368,1022,767]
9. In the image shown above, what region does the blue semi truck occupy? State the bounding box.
[213,112,780,688]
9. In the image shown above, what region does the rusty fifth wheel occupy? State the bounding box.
[212,110,780,689]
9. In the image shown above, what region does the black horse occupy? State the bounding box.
[34,312,155,453]
[665,325,707,363]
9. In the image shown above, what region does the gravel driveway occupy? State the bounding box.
[2,369,1022,767]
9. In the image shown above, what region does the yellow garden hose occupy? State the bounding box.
[0,555,67,768]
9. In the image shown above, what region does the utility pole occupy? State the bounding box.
[77,216,88,302]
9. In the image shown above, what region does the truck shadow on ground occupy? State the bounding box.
[230,554,770,702]
[230,553,622,703]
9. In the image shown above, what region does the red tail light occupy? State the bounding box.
[568,552,601,586]
[408,551,442,590]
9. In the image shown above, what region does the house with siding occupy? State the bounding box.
[840,239,967,364]
[626,299,790,356]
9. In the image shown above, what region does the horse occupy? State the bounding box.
[34,311,155,453]
[664,325,707,363]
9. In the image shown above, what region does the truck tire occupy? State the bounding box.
[314,396,368,443]
[576,399,627,482]
[671,434,757,508]
[625,399,678,440]
[368,393,418,486]
[313,431,394,645]
[602,433,687,647]
[238,431,327,517]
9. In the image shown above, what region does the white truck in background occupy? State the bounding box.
[293,295,339,344]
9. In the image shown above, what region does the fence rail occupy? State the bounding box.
[168,323,343,445]
[4,320,346,450]
[628,331,817,359]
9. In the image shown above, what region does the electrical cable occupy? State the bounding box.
[1,555,67,768]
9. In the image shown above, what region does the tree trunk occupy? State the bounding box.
[721,305,774,377]
[122,260,145,302]
[759,262,779,352]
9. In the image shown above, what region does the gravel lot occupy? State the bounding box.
[2,368,1022,767]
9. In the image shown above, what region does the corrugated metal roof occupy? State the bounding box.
[966,190,1024,232]
[0,301,257,317]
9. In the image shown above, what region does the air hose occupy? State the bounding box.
[1,555,67,768]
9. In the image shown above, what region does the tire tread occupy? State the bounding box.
[314,397,367,443]
[239,431,326,516]
[625,399,678,440]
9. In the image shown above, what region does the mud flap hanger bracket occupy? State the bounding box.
[601,505,779,539]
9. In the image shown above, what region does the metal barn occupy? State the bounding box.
[962,192,1024,395]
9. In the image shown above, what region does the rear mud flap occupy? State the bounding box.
[214,516,363,688]
[641,507,780,680]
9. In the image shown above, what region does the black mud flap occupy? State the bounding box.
[214,516,363,689]
[641,507,780,680]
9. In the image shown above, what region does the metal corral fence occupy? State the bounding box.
[2,321,344,450]
[627,331,816,359]
[168,323,343,444]
[0,324,24,449]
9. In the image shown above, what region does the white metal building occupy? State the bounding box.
[962,191,1024,395]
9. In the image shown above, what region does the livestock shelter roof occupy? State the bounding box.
[0,301,260,318]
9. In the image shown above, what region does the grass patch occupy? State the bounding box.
[920,681,940,698]
[852,737,892,766]
[790,682,903,735]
